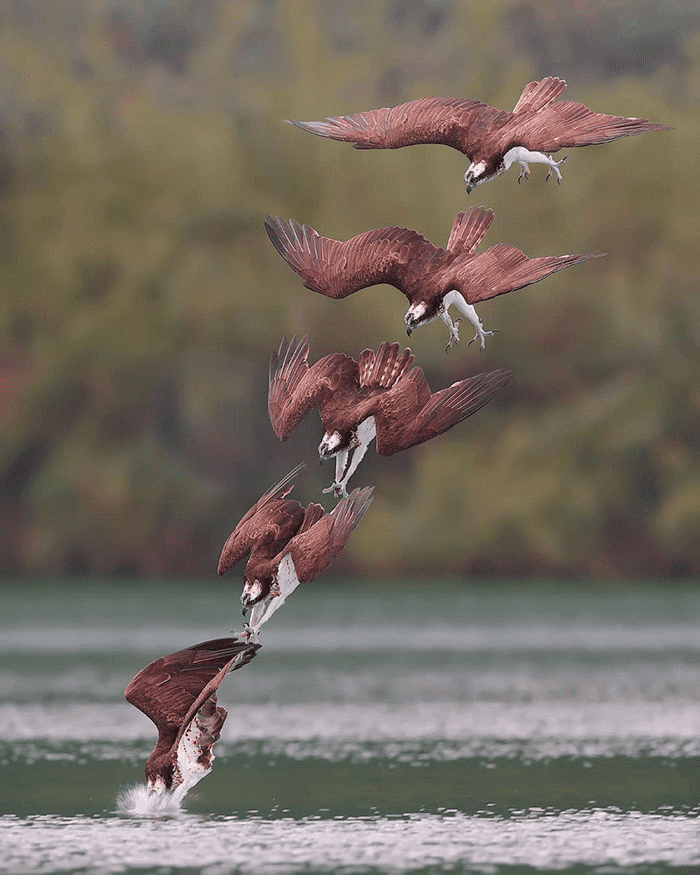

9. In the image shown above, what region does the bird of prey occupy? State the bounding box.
[218,463,373,636]
[268,335,513,498]
[285,76,670,193]
[124,638,260,796]
[265,208,603,349]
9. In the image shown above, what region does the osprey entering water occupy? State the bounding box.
[218,463,373,635]
[268,336,513,498]
[124,638,260,796]
[286,76,670,193]
[265,209,602,350]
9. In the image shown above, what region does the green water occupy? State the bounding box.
[1,578,699,874]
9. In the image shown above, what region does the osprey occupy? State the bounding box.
[124,638,260,795]
[268,336,513,498]
[218,463,373,635]
[265,208,603,349]
[286,76,670,192]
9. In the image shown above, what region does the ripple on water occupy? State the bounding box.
[1,809,699,875]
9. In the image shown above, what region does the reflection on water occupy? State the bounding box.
[1,578,700,874]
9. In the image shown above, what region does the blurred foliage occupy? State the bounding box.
[0,0,698,578]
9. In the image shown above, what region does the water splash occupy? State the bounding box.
[116,782,189,816]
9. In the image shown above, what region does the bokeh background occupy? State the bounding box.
[0,0,697,579]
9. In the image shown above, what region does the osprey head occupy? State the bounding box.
[405,300,438,335]
[318,429,356,459]
[241,576,271,609]
[464,160,489,193]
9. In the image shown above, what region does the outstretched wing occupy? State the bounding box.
[374,368,513,455]
[268,335,358,440]
[512,100,670,153]
[286,97,505,156]
[265,216,435,300]
[124,638,261,735]
[283,486,374,583]
[449,244,605,305]
[217,463,305,575]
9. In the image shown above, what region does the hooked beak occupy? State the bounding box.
[465,182,474,194]
[406,325,413,337]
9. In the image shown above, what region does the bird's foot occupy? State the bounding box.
[517,165,530,184]
[545,154,567,183]
[322,481,349,499]
[235,623,255,643]
[445,317,462,353]
[468,327,499,350]
[445,319,462,352]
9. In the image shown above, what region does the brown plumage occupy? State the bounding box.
[265,208,603,349]
[124,638,260,792]
[286,76,671,192]
[218,463,373,634]
[268,335,513,497]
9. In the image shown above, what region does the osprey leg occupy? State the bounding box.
[443,290,498,350]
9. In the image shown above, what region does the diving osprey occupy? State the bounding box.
[286,76,670,192]
[268,336,513,498]
[218,463,373,636]
[265,209,602,349]
[124,638,260,796]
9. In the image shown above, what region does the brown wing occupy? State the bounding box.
[511,100,670,153]
[170,642,260,755]
[285,97,505,156]
[282,487,374,583]
[445,207,494,254]
[265,216,435,300]
[217,463,305,575]
[374,368,513,456]
[124,638,261,736]
[449,244,605,305]
[357,341,414,390]
[268,335,359,440]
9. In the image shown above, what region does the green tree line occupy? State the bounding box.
[0,1,698,578]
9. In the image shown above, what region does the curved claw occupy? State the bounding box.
[323,482,348,499]
[445,318,461,353]
[468,328,499,350]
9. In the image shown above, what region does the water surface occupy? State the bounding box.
[1,578,699,874]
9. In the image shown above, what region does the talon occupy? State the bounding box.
[468,328,498,350]
[445,316,462,352]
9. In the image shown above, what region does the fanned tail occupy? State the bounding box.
[358,342,414,389]
[512,76,567,113]
[446,207,495,254]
